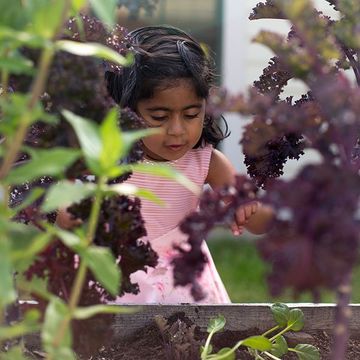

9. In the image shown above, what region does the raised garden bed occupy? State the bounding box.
[23,303,360,359]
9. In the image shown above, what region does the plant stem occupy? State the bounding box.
[255,353,266,360]
[0,47,54,181]
[85,178,105,245]
[205,339,244,360]
[201,330,215,360]
[0,0,72,181]
[330,272,352,360]
[1,70,9,98]
[0,184,9,211]
[269,325,292,342]
[0,47,10,98]
[342,46,360,86]
[47,177,106,359]
[263,351,281,360]
[67,176,105,311]
[262,325,279,337]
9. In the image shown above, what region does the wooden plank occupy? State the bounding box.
[111,303,360,338]
[22,303,360,348]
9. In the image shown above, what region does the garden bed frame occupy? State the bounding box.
[23,303,360,347]
[111,303,360,337]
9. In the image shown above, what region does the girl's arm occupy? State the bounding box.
[206,149,273,235]
[56,208,82,229]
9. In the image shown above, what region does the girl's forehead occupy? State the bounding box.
[138,80,205,109]
[151,79,203,101]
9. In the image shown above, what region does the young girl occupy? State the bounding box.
[104,25,272,304]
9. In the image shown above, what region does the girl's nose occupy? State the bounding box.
[167,116,185,136]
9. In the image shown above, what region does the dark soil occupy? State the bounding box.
[15,312,360,359]
[87,313,360,360]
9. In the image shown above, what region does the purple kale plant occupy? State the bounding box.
[25,194,158,306]
[175,1,360,358]
[172,176,258,300]
[67,195,158,298]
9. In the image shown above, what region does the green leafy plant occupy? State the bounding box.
[0,1,196,359]
[200,303,320,360]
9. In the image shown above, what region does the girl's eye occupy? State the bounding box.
[151,116,167,121]
[184,113,200,119]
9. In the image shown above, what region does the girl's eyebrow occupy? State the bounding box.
[146,104,203,111]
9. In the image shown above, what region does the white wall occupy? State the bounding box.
[221,0,337,176]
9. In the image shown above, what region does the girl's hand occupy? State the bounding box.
[56,208,82,230]
[230,201,259,236]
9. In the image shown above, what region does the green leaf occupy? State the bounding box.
[73,304,138,320]
[106,183,164,205]
[10,187,45,215]
[17,275,51,301]
[27,0,67,39]
[56,40,132,66]
[82,246,120,296]
[207,315,226,334]
[273,0,341,62]
[0,28,47,48]
[271,303,290,327]
[215,347,235,360]
[241,335,272,351]
[42,180,96,212]
[5,148,80,185]
[42,297,74,359]
[0,54,34,75]
[0,345,29,359]
[271,335,288,357]
[99,108,123,171]
[0,0,29,31]
[0,95,54,137]
[71,0,86,12]
[0,93,30,136]
[11,230,53,272]
[0,238,16,307]
[253,30,312,79]
[89,0,117,27]
[53,228,84,252]
[121,128,159,156]
[294,344,320,360]
[128,163,200,194]
[62,109,102,174]
[0,309,40,341]
[287,309,304,331]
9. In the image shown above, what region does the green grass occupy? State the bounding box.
[208,230,360,303]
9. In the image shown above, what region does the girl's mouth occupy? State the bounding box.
[167,144,184,151]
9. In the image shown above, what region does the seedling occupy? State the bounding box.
[200,303,320,360]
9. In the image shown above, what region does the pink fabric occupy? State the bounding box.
[115,144,231,304]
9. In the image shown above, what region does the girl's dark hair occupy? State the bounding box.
[105,25,229,148]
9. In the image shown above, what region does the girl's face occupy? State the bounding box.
[136,79,205,161]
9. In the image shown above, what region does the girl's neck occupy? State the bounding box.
[144,153,165,162]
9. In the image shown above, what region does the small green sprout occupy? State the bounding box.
[200,303,320,360]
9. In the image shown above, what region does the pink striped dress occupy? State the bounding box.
[116,144,231,304]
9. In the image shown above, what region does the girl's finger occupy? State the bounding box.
[230,222,243,236]
[244,205,253,219]
[230,222,240,236]
[236,208,246,224]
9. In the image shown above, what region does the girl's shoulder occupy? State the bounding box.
[205,147,236,188]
